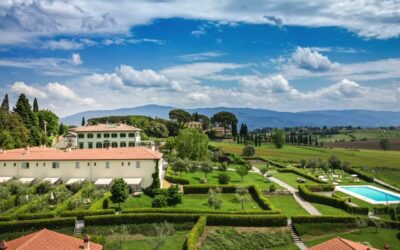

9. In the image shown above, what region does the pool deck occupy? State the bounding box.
[335,185,400,205]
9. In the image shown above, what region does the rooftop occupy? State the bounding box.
[74,123,141,132]
[1,228,102,250]
[309,237,378,250]
[0,147,162,161]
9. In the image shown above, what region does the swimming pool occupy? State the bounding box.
[335,185,400,204]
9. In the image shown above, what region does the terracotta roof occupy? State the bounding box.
[0,147,162,161]
[75,123,141,132]
[3,228,102,250]
[309,237,378,250]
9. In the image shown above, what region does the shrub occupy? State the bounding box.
[269,184,277,192]
[17,212,56,220]
[35,181,53,195]
[102,198,109,209]
[206,214,287,227]
[166,185,182,207]
[0,217,76,233]
[242,145,255,157]
[60,209,115,220]
[164,165,190,185]
[152,195,168,208]
[218,162,228,171]
[187,216,207,250]
[218,173,230,184]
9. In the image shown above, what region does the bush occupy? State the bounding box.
[60,209,115,220]
[152,195,168,208]
[206,214,287,227]
[269,184,277,192]
[242,145,255,157]
[17,212,56,220]
[164,165,190,185]
[84,213,199,226]
[102,198,109,209]
[0,217,76,233]
[187,216,207,250]
[218,173,230,184]
[121,208,280,215]
[298,184,369,215]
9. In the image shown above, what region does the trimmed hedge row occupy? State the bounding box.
[291,215,358,224]
[85,213,200,226]
[121,208,280,215]
[206,214,287,227]
[242,156,286,168]
[369,219,400,230]
[343,166,374,182]
[60,209,116,220]
[17,212,56,220]
[164,164,191,185]
[298,184,369,215]
[0,217,76,233]
[276,168,325,183]
[0,216,12,222]
[249,185,275,211]
[186,216,207,250]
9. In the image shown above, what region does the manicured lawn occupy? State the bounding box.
[310,202,351,216]
[267,195,309,216]
[304,227,400,249]
[272,172,317,189]
[105,231,188,250]
[358,167,400,189]
[211,142,400,169]
[114,193,263,211]
[178,169,276,190]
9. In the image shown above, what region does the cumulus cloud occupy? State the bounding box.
[240,74,299,95]
[1,0,399,46]
[291,47,334,72]
[71,53,82,65]
[11,81,47,98]
[46,82,96,106]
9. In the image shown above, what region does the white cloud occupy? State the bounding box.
[1,0,399,46]
[71,53,82,65]
[240,74,299,95]
[11,81,47,98]
[178,51,224,62]
[46,82,96,106]
[292,47,334,72]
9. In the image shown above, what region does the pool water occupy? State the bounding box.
[341,186,400,202]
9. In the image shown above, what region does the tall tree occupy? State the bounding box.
[110,178,129,209]
[13,94,40,146]
[168,109,191,123]
[380,138,390,151]
[0,94,9,112]
[231,122,238,137]
[37,110,59,136]
[0,110,29,148]
[58,122,65,135]
[236,165,249,182]
[176,128,209,161]
[271,129,285,149]
[81,116,86,126]
[211,111,238,136]
[33,98,39,112]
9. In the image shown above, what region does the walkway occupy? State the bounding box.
[268,176,321,216]
[287,219,308,250]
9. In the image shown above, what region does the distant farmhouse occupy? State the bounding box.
[186,121,203,129]
[0,146,163,191]
[64,123,141,149]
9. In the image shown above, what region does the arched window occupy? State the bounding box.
[103,140,110,148]
[120,142,126,147]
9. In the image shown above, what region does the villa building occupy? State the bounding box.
[0,146,163,190]
[68,123,141,149]
[186,121,203,130]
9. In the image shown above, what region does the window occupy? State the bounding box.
[136,161,141,168]
[121,162,124,166]
[13,163,16,167]
[3,163,6,167]
[78,134,84,139]
[79,142,84,149]
[94,162,97,166]
[128,133,135,138]
[21,162,30,169]
[87,162,90,166]
[96,142,102,148]
[104,141,110,148]
[97,133,102,138]
[43,162,46,167]
[129,142,135,147]
[106,161,110,169]
[111,133,118,138]
[120,133,126,138]
[120,142,126,147]
[111,142,118,148]
[104,133,110,138]
[87,133,94,138]
[128,162,131,166]
[88,142,93,149]
[36,162,39,167]
[75,162,80,169]
[52,162,60,169]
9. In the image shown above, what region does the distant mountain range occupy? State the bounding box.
[61,104,400,129]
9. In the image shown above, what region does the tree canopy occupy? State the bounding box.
[110,178,129,209]
[168,109,192,123]
[271,129,285,149]
[0,110,29,149]
[13,94,40,146]
[37,110,59,136]
[1,94,9,112]
[176,128,209,161]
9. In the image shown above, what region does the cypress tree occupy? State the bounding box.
[58,123,65,135]
[33,98,39,112]
[81,116,86,126]
[1,94,9,112]
[231,122,238,137]
[14,94,40,146]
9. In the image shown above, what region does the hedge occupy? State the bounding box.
[164,165,191,185]
[17,212,56,220]
[0,217,76,233]
[0,216,12,222]
[276,168,325,183]
[121,208,280,215]
[370,219,400,230]
[60,209,116,220]
[89,192,111,210]
[186,216,207,250]
[298,184,369,215]
[291,215,358,224]
[53,188,84,214]
[85,213,200,226]
[249,185,275,211]
[206,214,287,227]
[242,156,286,168]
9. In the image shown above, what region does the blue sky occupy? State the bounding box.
[0,0,400,116]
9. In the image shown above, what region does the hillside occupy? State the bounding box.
[61,105,400,129]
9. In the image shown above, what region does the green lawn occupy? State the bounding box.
[267,195,309,216]
[211,142,400,168]
[310,202,351,216]
[305,227,400,250]
[358,167,400,189]
[115,193,263,211]
[272,172,317,189]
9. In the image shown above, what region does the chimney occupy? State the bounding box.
[24,146,30,155]
[83,234,90,250]
[0,240,8,250]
